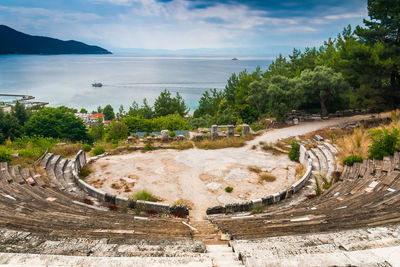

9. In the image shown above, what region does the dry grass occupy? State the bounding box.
[195,136,253,150]
[50,143,82,158]
[168,141,194,150]
[335,126,371,162]
[259,173,277,182]
[172,199,194,210]
[295,164,307,178]
[248,166,262,174]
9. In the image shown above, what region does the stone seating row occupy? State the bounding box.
[230,224,400,267]
[210,153,400,240]
[0,161,194,242]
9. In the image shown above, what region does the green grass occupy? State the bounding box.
[132,190,155,201]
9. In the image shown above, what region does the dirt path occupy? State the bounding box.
[246,112,389,149]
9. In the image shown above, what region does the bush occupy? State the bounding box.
[82,144,92,152]
[78,166,91,180]
[169,130,176,137]
[132,190,154,201]
[50,143,82,157]
[259,173,276,182]
[288,141,300,162]
[0,148,12,163]
[225,186,233,193]
[93,146,105,156]
[342,155,363,166]
[368,128,400,160]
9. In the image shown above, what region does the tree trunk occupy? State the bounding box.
[320,97,328,117]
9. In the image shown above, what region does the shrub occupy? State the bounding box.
[250,205,263,214]
[248,166,262,174]
[132,190,154,201]
[295,164,306,178]
[0,148,12,163]
[105,121,129,142]
[259,173,276,182]
[168,130,176,137]
[368,128,400,160]
[225,186,233,193]
[93,146,105,156]
[78,166,91,180]
[236,125,243,135]
[288,141,300,162]
[82,144,92,152]
[342,155,363,166]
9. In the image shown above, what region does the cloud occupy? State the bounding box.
[0,0,368,51]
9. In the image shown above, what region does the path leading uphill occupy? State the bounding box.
[246,112,390,149]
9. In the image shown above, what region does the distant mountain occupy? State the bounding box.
[0,25,111,55]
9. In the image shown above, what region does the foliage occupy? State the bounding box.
[132,190,154,201]
[88,119,104,141]
[0,147,12,163]
[80,108,88,114]
[368,127,400,159]
[0,108,23,143]
[342,155,363,166]
[102,104,115,121]
[82,144,92,152]
[187,114,214,129]
[78,166,91,181]
[93,146,105,156]
[24,107,89,142]
[168,130,176,137]
[288,141,300,162]
[154,89,188,117]
[105,121,129,142]
[225,186,233,193]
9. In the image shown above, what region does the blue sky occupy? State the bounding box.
[0,0,367,55]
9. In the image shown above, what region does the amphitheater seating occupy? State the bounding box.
[210,152,400,240]
[0,160,194,242]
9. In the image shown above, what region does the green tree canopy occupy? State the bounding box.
[296,66,349,116]
[102,104,115,121]
[153,89,188,117]
[24,107,88,142]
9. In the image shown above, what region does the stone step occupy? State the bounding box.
[206,245,243,267]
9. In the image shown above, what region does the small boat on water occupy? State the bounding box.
[232,57,238,61]
[92,82,103,87]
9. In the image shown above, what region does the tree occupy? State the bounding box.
[265,75,303,121]
[116,105,125,120]
[355,0,400,106]
[297,66,349,116]
[140,99,154,119]
[80,108,88,114]
[105,121,129,142]
[154,89,188,117]
[24,107,88,142]
[102,104,115,121]
[0,108,22,143]
[194,89,224,118]
[11,101,30,126]
[88,119,104,141]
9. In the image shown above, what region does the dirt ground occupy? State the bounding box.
[87,148,297,220]
[86,112,388,220]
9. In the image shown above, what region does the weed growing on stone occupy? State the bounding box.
[259,173,276,182]
[225,186,234,193]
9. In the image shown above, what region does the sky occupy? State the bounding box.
[0,0,368,55]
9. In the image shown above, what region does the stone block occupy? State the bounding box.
[206,206,226,214]
[227,125,234,137]
[161,130,169,142]
[242,124,250,136]
[177,135,185,141]
[211,125,219,139]
[170,205,189,217]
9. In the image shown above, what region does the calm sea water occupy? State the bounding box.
[0,54,271,112]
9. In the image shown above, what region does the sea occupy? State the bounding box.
[0,54,272,112]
